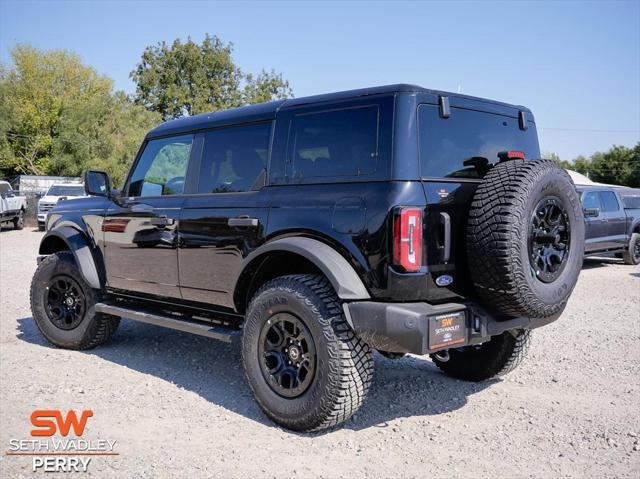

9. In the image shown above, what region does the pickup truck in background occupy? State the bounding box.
[579,186,640,265]
[37,183,86,230]
[0,180,26,230]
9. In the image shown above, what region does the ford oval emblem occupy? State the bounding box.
[435,275,453,287]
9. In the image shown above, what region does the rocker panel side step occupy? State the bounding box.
[95,303,240,343]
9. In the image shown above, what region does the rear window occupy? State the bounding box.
[418,104,540,179]
[289,105,379,179]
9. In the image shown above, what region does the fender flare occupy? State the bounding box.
[233,237,371,303]
[39,226,103,290]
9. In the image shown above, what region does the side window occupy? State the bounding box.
[582,192,601,210]
[0,183,10,195]
[198,123,271,193]
[290,106,378,179]
[128,135,193,197]
[599,191,620,212]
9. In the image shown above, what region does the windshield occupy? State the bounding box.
[418,104,540,179]
[47,185,84,196]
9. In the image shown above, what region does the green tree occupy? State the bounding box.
[556,145,640,187]
[131,34,293,120]
[588,144,639,188]
[0,45,160,183]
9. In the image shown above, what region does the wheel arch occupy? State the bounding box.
[232,237,370,314]
[39,226,104,290]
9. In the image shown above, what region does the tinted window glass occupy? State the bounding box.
[47,185,85,196]
[599,191,620,212]
[582,191,600,209]
[198,123,271,193]
[418,105,540,179]
[128,135,193,197]
[0,183,9,194]
[622,195,640,209]
[290,106,378,179]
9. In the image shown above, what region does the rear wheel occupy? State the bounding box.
[623,233,640,265]
[242,274,373,431]
[430,330,531,382]
[30,252,119,350]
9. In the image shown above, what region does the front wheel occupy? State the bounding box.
[430,330,531,382]
[623,233,640,265]
[30,252,120,350]
[242,274,374,431]
[13,210,24,230]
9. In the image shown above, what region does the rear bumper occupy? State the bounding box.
[344,301,560,355]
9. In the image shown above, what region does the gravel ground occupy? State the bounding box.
[1,228,638,478]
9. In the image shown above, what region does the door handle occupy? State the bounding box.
[440,212,451,263]
[150,215,175,226]
[228,216,259,227]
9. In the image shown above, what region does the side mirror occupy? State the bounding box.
[583,207,600,218]
[84,170,112,198]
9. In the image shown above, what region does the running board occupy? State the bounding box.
[95,303,240,343]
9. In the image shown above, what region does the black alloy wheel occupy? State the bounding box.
[258,313,317,398]
[528,197,571,283]
[45,275,86,330]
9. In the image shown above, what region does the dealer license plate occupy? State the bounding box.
[428,311,466,350]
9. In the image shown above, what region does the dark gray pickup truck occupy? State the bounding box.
[579,186,640,264]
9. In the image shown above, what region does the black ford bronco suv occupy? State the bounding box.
[31,84,585,431]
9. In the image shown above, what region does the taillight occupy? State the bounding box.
[393,207,423,272]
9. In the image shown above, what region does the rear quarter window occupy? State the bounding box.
[622,195,640,209]
[290,105,379,179]
[418,104,540,179]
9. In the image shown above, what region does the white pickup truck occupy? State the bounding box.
[37,183,86,230]
[0,180,26,230]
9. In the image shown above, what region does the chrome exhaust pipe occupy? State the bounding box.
[434,350,450,362]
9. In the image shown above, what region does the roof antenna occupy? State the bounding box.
[457,84,462,94]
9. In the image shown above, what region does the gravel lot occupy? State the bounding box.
[1,228,638,478]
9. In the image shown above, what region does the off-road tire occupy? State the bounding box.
[13,209,24,230]
[242,274,373,431]
[430,330,531,382]
[30,252,119,350]
[38,223,45,232]
[623,233,640,265]
[467,159,585,318]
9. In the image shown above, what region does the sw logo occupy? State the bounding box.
[7,409,116,473]
[441,318,454,327]
[30,409,93,437]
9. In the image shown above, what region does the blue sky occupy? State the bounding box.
[1,0,638,160]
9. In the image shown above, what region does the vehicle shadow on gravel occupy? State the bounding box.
[16,316,492,434]
[582,256,624,269]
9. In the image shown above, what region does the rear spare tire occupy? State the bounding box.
[467,159,584,318]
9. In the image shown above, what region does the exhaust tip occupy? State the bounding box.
[434,350,450,363]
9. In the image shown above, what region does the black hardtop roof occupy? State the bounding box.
[147,83,531,139]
